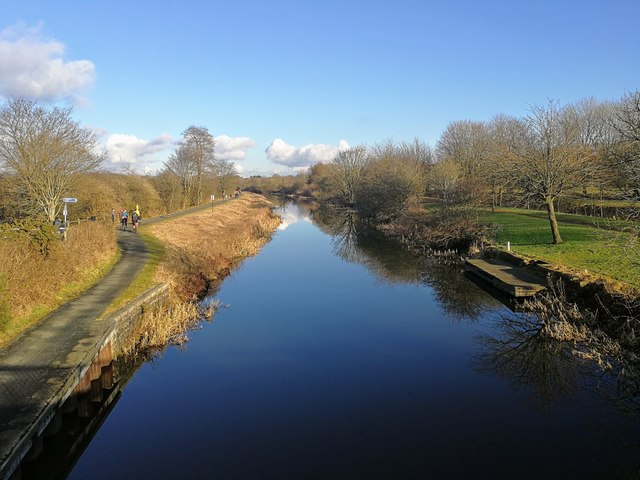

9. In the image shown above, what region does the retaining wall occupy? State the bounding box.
[1,283,170,480]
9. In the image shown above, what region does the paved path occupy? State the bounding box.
[0,199,227,477]
[0,227,147,474]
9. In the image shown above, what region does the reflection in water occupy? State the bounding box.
[17,356,144,480]
[476,309,640,415]
[311,202,640,413]
[275,198,312,231]
[311,204,501,321]
[67,199,640,479]
[475,312,585,408]
[420,261,502,321]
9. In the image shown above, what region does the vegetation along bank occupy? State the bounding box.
[117,193,281,355]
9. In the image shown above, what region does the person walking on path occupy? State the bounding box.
[121,210,129,230]
[111,208,116,224]
[131,210,140,231]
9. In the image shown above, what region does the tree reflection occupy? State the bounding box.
[310,204,501,320]
[421,260,502,321]
[312,205,425,283]
[476,312,584,408]
[476,307,640,414]
[323,208,365,264]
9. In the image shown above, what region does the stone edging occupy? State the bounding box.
[0,283,170,480]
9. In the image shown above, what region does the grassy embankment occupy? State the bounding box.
[0,194,280,350]
[482,207,640,290]
[0,222,118,346]
[114,193,281,355]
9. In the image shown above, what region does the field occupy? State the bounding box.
[482,208,640,288]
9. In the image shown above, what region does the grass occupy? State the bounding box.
[0,193,279,352]
[99,229,166,318]
[482,207,640,288]
[0,251,119,345]
[113,193,281,355]
[148,193,281,300]
[0,222,118,346]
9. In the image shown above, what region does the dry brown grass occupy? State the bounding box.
[118,193,280,356]
[117,297,218,356]
[0,221,117,344]
[148,193,281,301]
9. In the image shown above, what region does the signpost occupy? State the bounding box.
[210,194,215,211]
[61,198,78,236]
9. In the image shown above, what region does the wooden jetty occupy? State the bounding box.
[465,257,547,297]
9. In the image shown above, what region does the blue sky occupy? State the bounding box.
[1,0,639,175]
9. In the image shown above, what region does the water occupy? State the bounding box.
[68,201,640,479]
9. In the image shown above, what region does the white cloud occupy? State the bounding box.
[103,133,174,173]
[265,138,350,168]
[215,135,256,161]
[0,23,95,102]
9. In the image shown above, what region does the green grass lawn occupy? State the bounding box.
[481,207,640,288]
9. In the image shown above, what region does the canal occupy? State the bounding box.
[67,200,639,479]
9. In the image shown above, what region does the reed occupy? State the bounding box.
[118,296,218,356]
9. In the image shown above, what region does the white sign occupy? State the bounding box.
[62,197,77,203]
[210,194,215,201]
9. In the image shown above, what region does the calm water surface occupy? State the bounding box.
[69,201,640,479]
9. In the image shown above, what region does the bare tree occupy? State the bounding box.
[164,144,198,209]
[400,137,434,166]
[213,157,236,197]
[486,114,527,211]
[0,97,104,221]
[427,158,464,206]
[181,126,215,205]
[610,91,640,200]
[328,146,369,205]
[509,101,599,244]
[151,170,182,213]
[436,120,491,176]
[355,143,426,217]
[565,98,618,203]
[436,120,492,203]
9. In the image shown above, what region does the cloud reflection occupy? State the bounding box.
[275,203,311,230]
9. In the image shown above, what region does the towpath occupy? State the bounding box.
[0,200,225,478]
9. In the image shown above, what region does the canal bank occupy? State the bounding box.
[0,194,280,479]
[0,226,153,480]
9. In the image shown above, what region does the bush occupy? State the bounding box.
[355,156,426,219]
[11,219,60,256]
[380,205,491,252]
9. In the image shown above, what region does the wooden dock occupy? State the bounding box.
[465,258,547,297]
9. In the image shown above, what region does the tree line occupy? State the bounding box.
[0,97,239,223]
[1,91,639,246]
[309,90,640,245]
